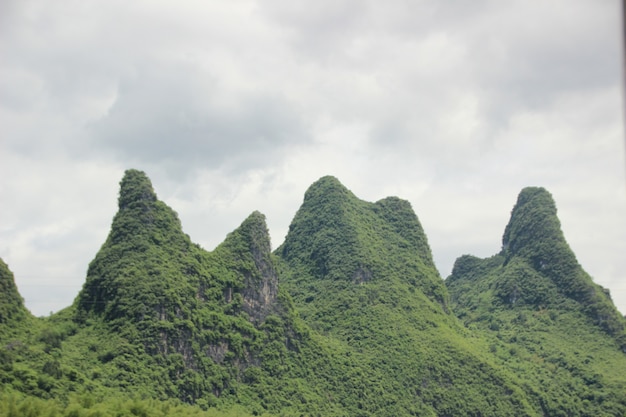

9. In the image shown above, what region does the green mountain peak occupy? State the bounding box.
[76,169,191,319]
[279,175,447,317]
[500,187,608,308]
[118,169,158,210]
[448,186,626,346]
[280,176,439,290]
[304,175,349,196]
[299,175,356,221]
[232,211,273,256]
[217,210,278,322]
[0,259,29,325]
[501,186,566,262]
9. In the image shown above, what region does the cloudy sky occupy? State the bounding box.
[1,0,625,316]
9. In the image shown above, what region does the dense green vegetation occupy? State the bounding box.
[0,391,270,417]
[1,172,625,416]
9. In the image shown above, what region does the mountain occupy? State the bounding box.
[501,187,624,335]
[446,187,626,415]
[0,259,29,327]
[77,170,284,358]
[277,176,537,416]
[1,173,625,416]
[278,175,447,319]
[70,169,349,413]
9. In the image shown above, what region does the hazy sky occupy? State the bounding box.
[2,0,625,316]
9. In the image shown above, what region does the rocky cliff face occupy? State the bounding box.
[237,212,278,322]
[212,210,279,324]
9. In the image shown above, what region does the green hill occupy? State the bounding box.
[1,173,625,416]
[446,187,626,416]
[276,175,538,416]
[68,170,370,415]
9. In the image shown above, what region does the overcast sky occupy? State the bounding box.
[1,0,625,317]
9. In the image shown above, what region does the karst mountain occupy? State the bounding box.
[1,170,625,416]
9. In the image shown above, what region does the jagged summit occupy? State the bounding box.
[283,175,436,268]
[218,211,278,322]
[76,170,291,387]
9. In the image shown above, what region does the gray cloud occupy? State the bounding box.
[88,62,310,177]
[1,0,624,316]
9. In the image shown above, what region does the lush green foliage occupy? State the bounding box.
[0,390,271,417]
[1,174,625,416]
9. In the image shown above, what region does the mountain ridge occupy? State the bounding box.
[1,171,625,416]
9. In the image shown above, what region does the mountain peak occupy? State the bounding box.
[0,258,29,324]
[449,187,626,343]
[310,175,345,189]
[77,170,188,318]
[239,210,272,251]
[301,175,353,206]
[118,169,157,210]
[280,176,447,311]
[502,186,563,259]
[221,210,273,262]
[500,187,591,299]
[219,211,278,322]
